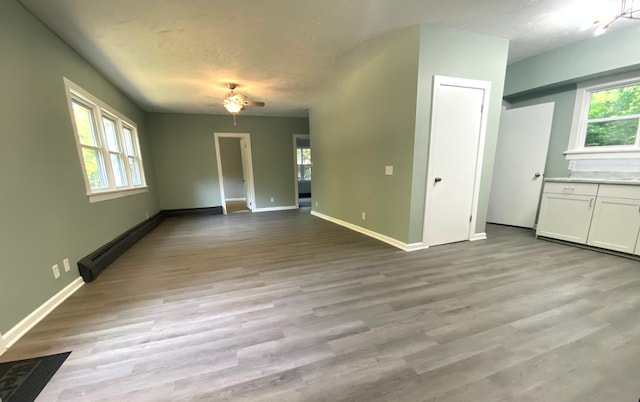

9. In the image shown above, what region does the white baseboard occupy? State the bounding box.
[310,210,427,252]
[0,276,84,354]
[225,198,246,202]
[254,205,298,213]
[471,232,487,241]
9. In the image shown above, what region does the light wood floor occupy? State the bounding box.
[226,200,250,214]
[3,210,640,401]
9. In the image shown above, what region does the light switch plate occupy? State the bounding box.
[385,166,393,175]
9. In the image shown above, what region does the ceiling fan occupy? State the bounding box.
[223,83,265,125]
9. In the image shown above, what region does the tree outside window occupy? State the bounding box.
[585,83,640,147]
[297,147,311,181]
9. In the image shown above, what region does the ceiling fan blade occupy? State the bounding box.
[245,100,265,107]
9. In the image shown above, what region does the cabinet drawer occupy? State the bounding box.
[597,184,640,199]
[543,182,598,196]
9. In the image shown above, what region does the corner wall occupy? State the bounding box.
[409,25,509,242]
[310,26,421,244]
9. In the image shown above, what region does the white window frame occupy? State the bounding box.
[566,72,640,160]
[296,146,311,181]
[64,78,148,203]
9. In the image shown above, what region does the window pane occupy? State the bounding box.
[103,117,120,152]
[297,148,302,165]
[122,127,136,156]
[303,165,311,181]
[585,119,639,147]
[82,147,108,189]
[129,157,142,186]
[588,84,640,119]
[110,153,128,187]
[298,166,302,181]
[72,101,99,147]
[302,148,312,164]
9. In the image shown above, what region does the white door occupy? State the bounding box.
[214,132,256,214]
[424,77,491,247]
[487,102,554,228]
[239,138,252,210]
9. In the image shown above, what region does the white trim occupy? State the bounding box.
[214,133,256,215]
[422,75,492,246]
[1,277,84,354]
[470,232,487,241]
[567,72,640,160]
[0,332,6,355]
[225,198,246,202]
[89,187,148,203]
[64,78,148,199]
[293,134,310,208]
[254,205,298,212]
[311,211,428,252]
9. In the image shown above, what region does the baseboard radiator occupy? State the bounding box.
[77,206,222,282]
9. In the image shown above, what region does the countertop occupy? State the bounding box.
[545,177,640,185]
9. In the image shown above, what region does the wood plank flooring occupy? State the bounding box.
[2,210,640,401]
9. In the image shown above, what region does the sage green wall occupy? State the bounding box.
[408,25,509,241]
[219,138,245,199]
[147,114,309,210]
[310,26,421,243]
[505,23,640,97]
[504,24,640,180]
[0,1,159,334]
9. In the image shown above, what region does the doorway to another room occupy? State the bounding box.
[214,133,256,215]
[293,134,311,208]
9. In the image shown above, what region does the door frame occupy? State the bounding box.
[214,132,256,215]
[422,75,492,245]
[292,134,310,208]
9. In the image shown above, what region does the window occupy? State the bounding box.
[567,73,640,159]
[296,147,311,181]
[64,78,147,202]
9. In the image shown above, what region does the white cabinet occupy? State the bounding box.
[587,184,640,253]
[538,181,640,256]
[587,197,640,252]
[536,182,598,244]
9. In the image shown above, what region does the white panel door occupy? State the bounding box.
[487,102,554,228]
[424,79,488,246]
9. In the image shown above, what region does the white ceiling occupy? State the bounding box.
[20,0,634,117]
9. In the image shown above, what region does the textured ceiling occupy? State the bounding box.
[20,0,635,117]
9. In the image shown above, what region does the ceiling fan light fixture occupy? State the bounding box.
[223,99,243,114]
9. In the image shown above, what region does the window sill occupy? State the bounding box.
[565,148,640,160]
[88,187,148,203]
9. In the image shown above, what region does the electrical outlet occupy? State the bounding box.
[362,212,366,220]
[270,197,275,203]
[52,264,60,279]
[63,258,70,272]
[315,201,318,207]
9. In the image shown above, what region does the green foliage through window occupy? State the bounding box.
[585,84,640,147]
[297,147,311,181]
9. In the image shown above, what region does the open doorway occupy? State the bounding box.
[214,132,256,215]
[293,134,311,208]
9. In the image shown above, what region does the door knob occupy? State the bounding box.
[534,172,541,178]
[434,177,442,183]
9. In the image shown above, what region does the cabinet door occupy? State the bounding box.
[587,197,640,253]
[536,193,595,243]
